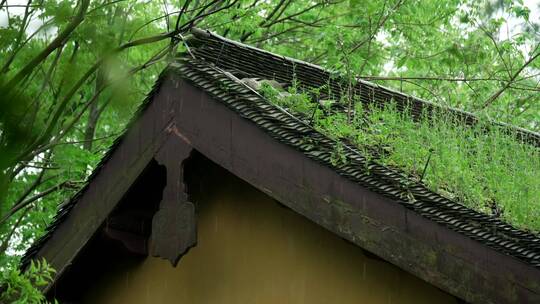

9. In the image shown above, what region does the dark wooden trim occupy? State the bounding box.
[150,135,196,266]
[32,77,189,292]
[169,78,540,304]
[102,228,147,255]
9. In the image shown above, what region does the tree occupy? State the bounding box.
[0,0,352,271]
[1,0,539,300]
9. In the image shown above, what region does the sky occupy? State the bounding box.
[500,0,540,41]
[1,0,539,80]
[1,0,540,40]
[0,0,44,32]
[524,0,540,21]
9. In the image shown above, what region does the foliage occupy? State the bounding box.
[0,259,56,303]
[362,104,539,231]
[0,0,539,297]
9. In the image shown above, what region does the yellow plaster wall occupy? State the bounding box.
[82,171,458,304]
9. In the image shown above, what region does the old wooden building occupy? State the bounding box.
[22,29,540,304]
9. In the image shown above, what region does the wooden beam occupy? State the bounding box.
[103,228,148,255]
[31,75,185,292]
[150,133,196,266]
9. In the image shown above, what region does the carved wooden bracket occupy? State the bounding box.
[150,128,196,266]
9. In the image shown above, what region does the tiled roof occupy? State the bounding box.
[22,28,540,270]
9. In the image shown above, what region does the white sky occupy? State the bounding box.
[1,0,539,41]
[0,0,44,32]
[524,0,540,20]
[0,1,539,77]
[499,0,540,44]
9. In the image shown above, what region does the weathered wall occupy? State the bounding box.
[81,162,458,304]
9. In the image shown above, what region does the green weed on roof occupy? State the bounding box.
[258,81,540,232]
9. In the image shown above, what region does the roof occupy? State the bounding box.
[175,28,540,266]
[22,28,540,303]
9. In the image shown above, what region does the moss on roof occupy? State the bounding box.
[258,81,540,232]
[174,52,540,266]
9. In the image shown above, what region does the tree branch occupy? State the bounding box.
[3,0,90,91]
[482,47,540,108]
[0,180,74,226]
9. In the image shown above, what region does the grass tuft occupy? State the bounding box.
[258,81,540,232]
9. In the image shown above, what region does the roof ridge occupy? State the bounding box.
[188,27,540,147]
